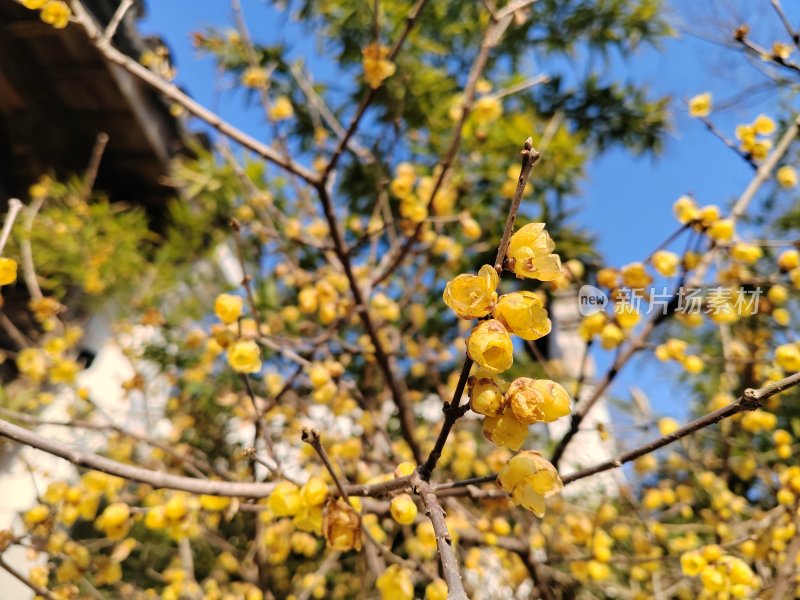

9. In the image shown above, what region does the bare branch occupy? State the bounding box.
[70,1,319,184]
[0,416,278,497]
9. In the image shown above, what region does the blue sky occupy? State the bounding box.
[138,1,795,424]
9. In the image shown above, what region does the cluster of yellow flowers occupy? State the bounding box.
[655,338,704,374]
[735,114,776,161]
[442,222,569,514]
[212,292,266,374]
[362,42,396,89]
[389,162,458,224]
[16,0,70,29]
[680,545,757,597]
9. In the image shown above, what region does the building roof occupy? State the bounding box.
[0,0,182,208]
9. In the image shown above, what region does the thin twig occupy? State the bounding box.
[0,199,23,254]
[0,416,278,497]
[71,0,319,184]
[102,0,134,42]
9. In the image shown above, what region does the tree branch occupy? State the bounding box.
[0,416,278,497]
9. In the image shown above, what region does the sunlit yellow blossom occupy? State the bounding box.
[730,242,762,264]
[376,564,413,600]
[493,291,551,340]
[507,223,562,281]
[269,482,301,516]
[268,96,294,121]
[497,451,563,516]
[443,265,499,319]
[40,1,71,29]
[389,493,418,525]
[0,257,17,286]
[95,503,131,540]
[777,165,798,188]
[599,323,624,349]
[774,41,793,60]
[483,411,528,450]
[688,92,712,118]
[425,579,448,600]
[214,293,243,324]
[753,113,775,135]
[322,498,361,551]
[673,195,700,224]
[620,262,652,289]
[507,377,571,425]
[301,477,329,506]
[707,218,734,242]
[652,250,679,277]
[775,343,800,371]
[241,66,268,88]
[658,417,680,436]
[20,0,48,8]
[680,550,706,576]
[466,319,514,373]
[227,340,262,373]
[362,43,396,89]
[778,249,799,270]
[472,96,502,125]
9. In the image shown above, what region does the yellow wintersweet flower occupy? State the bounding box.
[469,370,506,417]
[443,264,499,319]
[497,450,563,516]
[466,319,514,374]
[753,113,776,135]
[389,493,418,525]
[0,257,17,286]
[17,348,46,381]
[578,312,606,341]
[214,293,243,324]
[483,411,528,450]
[673,195,700,224]
[241,66,268,88]
[651,250,679,277]
[658,417,680,436]
[680,550,706,576]
[376,564,413,600]
[599,323,624,349]
[49,358,79,384]
[40,1,71,29]
[227,340,262,373]
[777,165,798,188]
[767,285,789,306]
[507,223,562,281]
[425,579,448,600]
[707,218,734,242]
[778,249,800,270]
[472,96,502,125]
[730,242,762,264]
[615,302,640,330]
[268,96,294,121]
[20,0,49,8]
[620,262,652,289]
[199,495,230,512]
[688,92,712,118]
[300,477,329,506]
[774,41,793,60]
[95,503,131,541]
[507,377,571,425]
[322,498,361,551]
[268,482,302,516]
[493,291,551,340]
[775,343,800,371]
[362,43,396,89]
